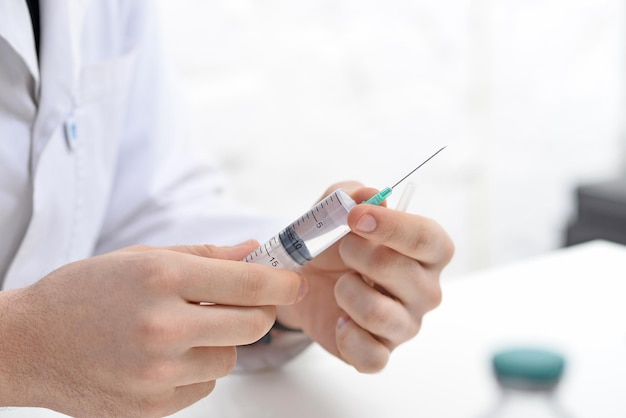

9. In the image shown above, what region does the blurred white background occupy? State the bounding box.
[156,0,625,277]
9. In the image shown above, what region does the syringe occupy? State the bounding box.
[242,146,446,270]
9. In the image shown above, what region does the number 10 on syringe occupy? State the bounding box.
[243,146,446,270]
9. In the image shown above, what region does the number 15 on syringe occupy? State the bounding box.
[242,146,446,270]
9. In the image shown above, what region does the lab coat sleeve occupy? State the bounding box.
[93,1,312,370]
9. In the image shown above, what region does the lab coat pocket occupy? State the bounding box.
[75,49,138,105]
[71,48,138,176]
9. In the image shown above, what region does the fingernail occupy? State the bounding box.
[355,214,377,233]
[337,316,350,329]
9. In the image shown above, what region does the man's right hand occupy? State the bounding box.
[0,241,307,417]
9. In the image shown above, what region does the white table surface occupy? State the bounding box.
[4,240,626,417]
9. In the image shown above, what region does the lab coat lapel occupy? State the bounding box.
[0,0,40,91]
[32,0,89,172]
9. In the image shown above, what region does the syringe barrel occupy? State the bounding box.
[243,189,357,270]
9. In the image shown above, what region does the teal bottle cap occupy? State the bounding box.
[492,347,566,390]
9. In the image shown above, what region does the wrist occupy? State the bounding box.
[0,288,39,407]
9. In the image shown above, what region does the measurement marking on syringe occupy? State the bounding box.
[334,192,346,208]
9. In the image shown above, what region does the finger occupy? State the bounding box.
[177,346,238,385]
[166,240,261,261]
[335,317,390,373]
[338,235,442,312]
[347,204,454,267]
[125,240,261,261]
[160,381,216,417]
[155,252,307,306]
[143,347,236,389]
[185,304,276,347]
[180,259,306,306]
[334,272,418,347]
[131,304,273,355]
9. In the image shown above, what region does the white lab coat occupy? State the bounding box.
[0,0,310,370]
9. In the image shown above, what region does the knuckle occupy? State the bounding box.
[362,299,390,328]
[442,235,456,264]
[184,244,221,258]
[368,246,394,272]
[418,272,443,311]
[135,250,180,291]
[410,229,433,253]
[381,221,402,244]
[428,282,443,309]
[367,246,406,282]
[239,268,266,302]
[284,273,303,303]
[419,218,456,265]
[199,244,220,256]
[334,318,395,373]
[135,311,182,347]
[333,274,352,302]
[405,316,423,339]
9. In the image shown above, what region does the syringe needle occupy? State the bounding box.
[363,146,446,206]
[391,146,446,189]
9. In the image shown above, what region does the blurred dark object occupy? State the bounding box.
[565,177,626,246]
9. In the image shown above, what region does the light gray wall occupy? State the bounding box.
[157,0,625,276]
